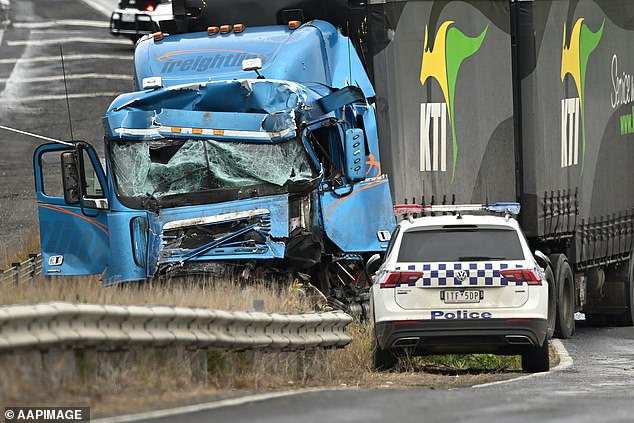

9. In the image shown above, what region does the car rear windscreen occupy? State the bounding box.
[397,228,525,262]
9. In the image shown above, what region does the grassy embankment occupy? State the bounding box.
[0,238,524,416]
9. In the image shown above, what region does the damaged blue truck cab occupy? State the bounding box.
[33,18,395,312]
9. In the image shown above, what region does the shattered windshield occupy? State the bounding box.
[111,138,314,198]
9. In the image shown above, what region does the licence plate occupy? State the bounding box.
[121,13,136,22]
[441,289,483,304]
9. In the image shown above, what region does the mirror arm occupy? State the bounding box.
[75,144,101,218]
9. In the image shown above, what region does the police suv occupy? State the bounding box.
[110,0,173,43]
[369,203,550,373]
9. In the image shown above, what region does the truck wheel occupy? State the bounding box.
[521,340,550,373]
[545,265,556,339]
[550,254,575,339]
[373,336,397,371]
[610,254,634,326]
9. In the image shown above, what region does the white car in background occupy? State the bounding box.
[110,0,173,43]
[369,202,552,373]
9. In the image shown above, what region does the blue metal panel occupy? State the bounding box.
[133,20,374,97]
[144,194,289,271]
[320,177,396,253]
[102,211,149,283]
[359,104,383,179]
[34,144,110,276]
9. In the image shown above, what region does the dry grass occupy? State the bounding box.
[0,229,39,269]
[0,240,526,415]
[0,274,320,313]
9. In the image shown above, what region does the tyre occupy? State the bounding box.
[372,336,397,371]
[550,254,575,339]
[545,265,556,339]
[521,339,550,373]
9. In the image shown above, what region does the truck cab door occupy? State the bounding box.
[317,126,396,253]
[34,143,110,276]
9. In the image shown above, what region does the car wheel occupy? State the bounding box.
[521,339,550,373]
[550,254,575,339]
[372,336,397,371]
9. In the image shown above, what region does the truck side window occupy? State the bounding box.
[309,126,343,178]
[82,150,104,198]
[41,150,64,198]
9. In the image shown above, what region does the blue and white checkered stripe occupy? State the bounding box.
[395,262,526,287]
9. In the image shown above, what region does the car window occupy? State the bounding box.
[397,228,525,262]
[384,225,401,259]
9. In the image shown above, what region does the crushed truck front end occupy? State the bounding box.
[96,21,396,303]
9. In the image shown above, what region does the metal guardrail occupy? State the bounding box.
[0,302,353,352]
[1,253,42,285]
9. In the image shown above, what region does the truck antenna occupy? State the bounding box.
[0,125,73,147]
[59,45,74,141]
[347,20,352,86]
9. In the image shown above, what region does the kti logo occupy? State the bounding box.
[419,21,487,181]
[560,18,603,169]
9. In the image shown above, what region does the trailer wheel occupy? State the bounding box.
[545,265,556,339]
[610,253,634,326]
[550,254,575,339]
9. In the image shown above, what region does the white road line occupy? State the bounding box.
[8,37,130,46]
[77,0,115,17]
[0,73,131,83]
[91,388,337,423]
[0,30,4,46]
[12,20,110,29]
[472,339,572,389]
[3,92,121,102]
[0,54,130,64]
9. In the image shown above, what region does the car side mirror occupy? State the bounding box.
[344,128,367,182]
[366,253,383,275]
[534,250,550,270]
[61,151,80,204]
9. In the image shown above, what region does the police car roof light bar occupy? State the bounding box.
[393,202,521,217]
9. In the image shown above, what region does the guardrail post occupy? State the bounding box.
[28,254,38,280]
[11,263,20,284]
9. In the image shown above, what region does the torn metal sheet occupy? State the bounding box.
[163,209,270,230]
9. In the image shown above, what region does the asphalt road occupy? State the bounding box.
[0,0,132,263]
[129,324,634,423]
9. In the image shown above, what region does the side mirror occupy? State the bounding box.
[534,250,550,270]
[61,151,80,204]
[366,253,383,275]
[344,128,367,182]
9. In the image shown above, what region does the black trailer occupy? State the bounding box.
[367,0,634,337]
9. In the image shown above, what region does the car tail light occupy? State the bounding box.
[500,269,542,285]
[380,271,422,288]
[145,3,155,12]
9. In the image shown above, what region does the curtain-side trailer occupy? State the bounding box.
[367,0,634,337]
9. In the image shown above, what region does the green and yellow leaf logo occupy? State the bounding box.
[420,21,487,181]
[561,18,604,170]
